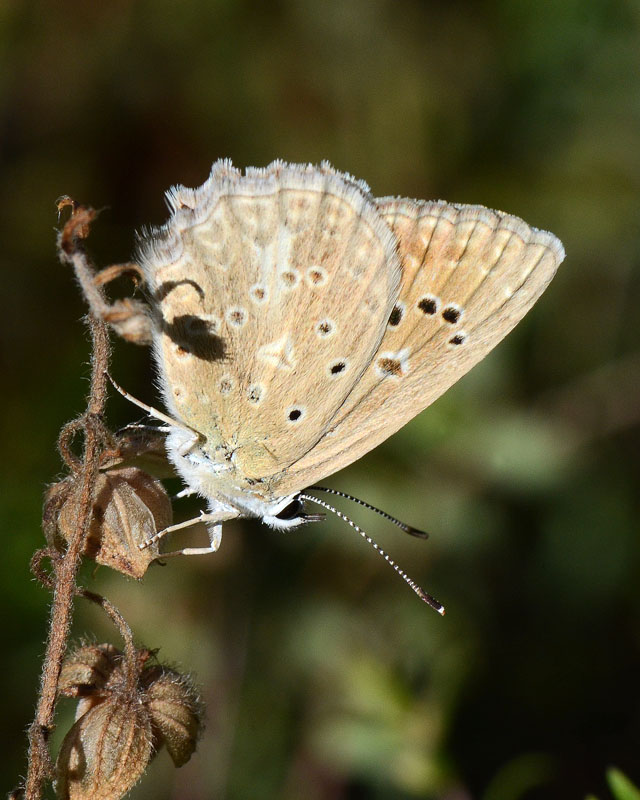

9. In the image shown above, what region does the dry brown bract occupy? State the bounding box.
[55,643,202,800]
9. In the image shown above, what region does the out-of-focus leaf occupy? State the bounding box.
[607,768,640,800]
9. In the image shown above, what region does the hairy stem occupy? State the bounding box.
[24,209,112,799]
[79,589,138,682]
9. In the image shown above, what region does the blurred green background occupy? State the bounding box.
[2,1,639,798]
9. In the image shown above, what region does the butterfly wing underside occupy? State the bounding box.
[271,198,565,495]
[140,162,401,488]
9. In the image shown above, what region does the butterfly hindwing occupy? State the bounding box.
[271,197,565,495]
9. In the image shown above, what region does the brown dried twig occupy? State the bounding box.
[23,205,112,800]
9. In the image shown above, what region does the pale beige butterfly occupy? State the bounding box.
[126,160,564,609]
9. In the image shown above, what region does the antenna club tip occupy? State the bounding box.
[417,588,446,615]
[406,526,429,539]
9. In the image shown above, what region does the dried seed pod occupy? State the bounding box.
[84,468,172,576]
[142,667,203,767]
[57,644,203,793]
[55,695,154,800]
[43,467,172,578]
[99,426,174,478]
[58,644,121,698]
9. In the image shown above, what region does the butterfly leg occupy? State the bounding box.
[161,523,223,557]
[143,509,239,558]
[174,487,198,499]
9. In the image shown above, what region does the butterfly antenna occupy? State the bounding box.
[106,372,204,442]
[309,486,429,539]
[300,493,445,615]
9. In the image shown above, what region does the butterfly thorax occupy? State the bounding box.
[165,426,297,524]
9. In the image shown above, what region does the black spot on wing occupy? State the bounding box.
[442,306,461,324]
[388,305,403,326]
[418,297,438,315]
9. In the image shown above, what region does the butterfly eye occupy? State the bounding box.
[275,498,305,521]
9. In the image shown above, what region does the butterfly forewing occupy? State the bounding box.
[271,198,565,495]
[141,162,401,484]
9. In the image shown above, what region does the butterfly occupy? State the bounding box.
[122,160,564,609]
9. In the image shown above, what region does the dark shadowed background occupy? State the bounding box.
[2,1,639,798]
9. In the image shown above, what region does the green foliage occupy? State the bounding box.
[587,768,640,800]
[607,768,640,800]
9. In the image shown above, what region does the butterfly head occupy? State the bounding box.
[260,494,326,530]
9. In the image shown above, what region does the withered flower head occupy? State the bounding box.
[99,426,175,478]
[55,695,153,800]
[44,467,172,578]
[141,666,204,767]
[58,643,121,698]
[56,643,203,800]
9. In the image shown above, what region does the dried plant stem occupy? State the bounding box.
[24,210,112,800]
[78,589,137,676]
[25,315,110,799]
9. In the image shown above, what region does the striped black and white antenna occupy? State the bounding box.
[300,491,445,615]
